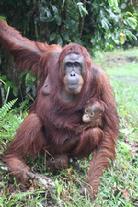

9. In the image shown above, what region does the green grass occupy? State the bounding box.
[0,48,138,207]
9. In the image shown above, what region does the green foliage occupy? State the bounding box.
[77,2,88,18]
[0,99,17,118]
[108,0,119,11]
[0,15,6,20]
[20,71,37,101]
[0,0,137,49]
[0,75,18,102]
[0,99,23,141]
[35,0,137,48]
[87,0,137,50]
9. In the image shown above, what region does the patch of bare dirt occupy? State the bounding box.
[106,55,138,65]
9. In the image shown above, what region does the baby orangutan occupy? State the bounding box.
[77,101,105,133]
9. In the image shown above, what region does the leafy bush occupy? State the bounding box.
[84,0,138,50]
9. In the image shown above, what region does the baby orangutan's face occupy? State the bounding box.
[82,106,95,123]
[82,102,104,123]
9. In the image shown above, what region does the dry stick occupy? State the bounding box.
[0,160,54,190]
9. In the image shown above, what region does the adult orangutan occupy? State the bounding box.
[0,20,119,198]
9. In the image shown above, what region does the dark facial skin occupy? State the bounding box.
[41,53,84,100]
[63,53,84,95]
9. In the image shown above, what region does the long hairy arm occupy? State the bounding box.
[87,66,119,197]
[0,20,49,74]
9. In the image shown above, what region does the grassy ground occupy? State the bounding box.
[0,48,138,207]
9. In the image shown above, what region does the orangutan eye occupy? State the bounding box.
[84,108,89,114]
[74,62,81,67]
[66,62,72,67]
[90,111,95,117]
